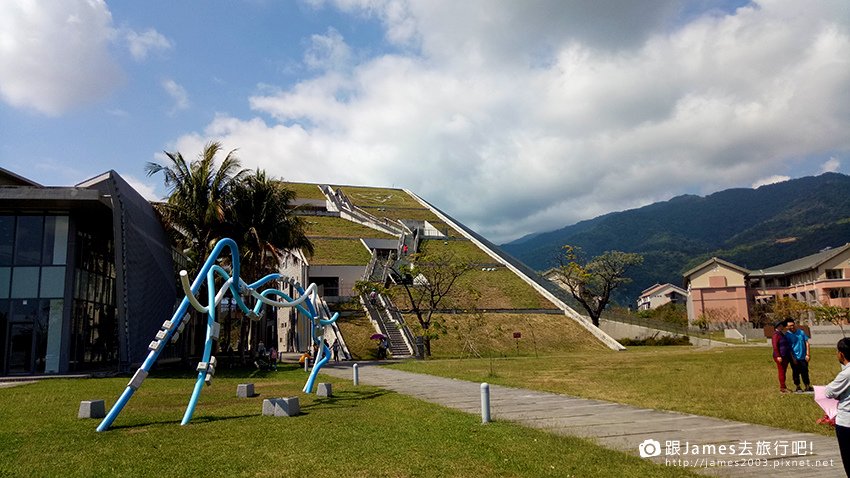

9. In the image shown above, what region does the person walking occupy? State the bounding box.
[332,338,340,362]
[772,320,792,393]
[826,338,850,477]
[785,318,813,392]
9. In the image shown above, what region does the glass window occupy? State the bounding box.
[42,216,69,266]
[827,269,844,280]
[0,216,13,266]
[0,300,8,373]
[14,216,44,266]
[40,267,66,298]
[43,299,63,373]
[7,322,33,374]
[0,267,9,299]
[11,299,38,322]
[11,267,39,299]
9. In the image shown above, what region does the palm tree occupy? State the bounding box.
[228,169,313,279]
[147,143,315,363]
[227,169,314,358]
[146,142,248,363]
[145,141,248,265]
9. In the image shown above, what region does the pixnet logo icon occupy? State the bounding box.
[639,439,662,458]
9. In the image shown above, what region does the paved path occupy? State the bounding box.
[320,362,843,477]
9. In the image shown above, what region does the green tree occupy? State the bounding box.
[811,304,850,334]
[552,245,644,327]
[771,297,810,324]
[145,141,248,265]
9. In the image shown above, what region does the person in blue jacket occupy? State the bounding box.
[785,318,813,392]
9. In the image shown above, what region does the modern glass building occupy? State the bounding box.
[0,168,177,375]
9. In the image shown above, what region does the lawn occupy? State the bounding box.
[285,181,326,200]
[305,216,395,239]
[390,346,842,436]
[305,238,371,265]
[418,239,495,263]
[0,367,695,478]
[388,267,557,310]
[365,206,443,223]
[338,186,419,208]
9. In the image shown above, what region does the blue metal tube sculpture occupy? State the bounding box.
[96,238,335,432]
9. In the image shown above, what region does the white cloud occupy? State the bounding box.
[0,0,123,115]
[172,0,850,243]
[821,157,841,173]
[162,79,190,114]
[304,28,351,70]
[751,175,791,188]
[125,28,172,61]
[122,174,160,202]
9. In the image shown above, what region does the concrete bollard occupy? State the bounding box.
[480,383,491,424]
[237,383,255,398]
[317,383,333,397]
[353,363,359,386]
[78,400,106,419]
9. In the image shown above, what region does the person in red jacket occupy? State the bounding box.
[772,320,793,393]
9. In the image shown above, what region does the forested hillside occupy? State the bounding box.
[501,173,850,304]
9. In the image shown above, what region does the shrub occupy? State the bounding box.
[619,335,691,346]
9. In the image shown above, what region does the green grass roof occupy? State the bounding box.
[285,181,326,200]
[307,238,371,265]
[304,216,394,239]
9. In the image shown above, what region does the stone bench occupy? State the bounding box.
[262,397,300,417]
[78,400,105,419]
[317,382,333,397]
[237,383,255,398]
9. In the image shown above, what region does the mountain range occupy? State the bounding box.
[500,172,850,305]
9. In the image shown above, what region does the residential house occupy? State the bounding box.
[636,283,688,311]
[683,243,850,325]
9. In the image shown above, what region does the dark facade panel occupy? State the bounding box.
[81,171,177,368]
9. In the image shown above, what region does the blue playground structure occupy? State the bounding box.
[96,238,337,432]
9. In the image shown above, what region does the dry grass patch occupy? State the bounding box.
[386,267,555,310]
[403,312,606,358]
[337,316,381,359]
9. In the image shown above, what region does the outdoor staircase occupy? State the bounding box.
[362,294,415,357]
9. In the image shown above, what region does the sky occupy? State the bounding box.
[1,0,848,245]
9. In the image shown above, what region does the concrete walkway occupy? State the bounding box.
[320,362,844,477]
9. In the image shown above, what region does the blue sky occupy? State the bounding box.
[1,1,848,243]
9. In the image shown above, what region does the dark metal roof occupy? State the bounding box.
[0,185,111,211]
[0,166,42,187]
[752,243,850,276]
